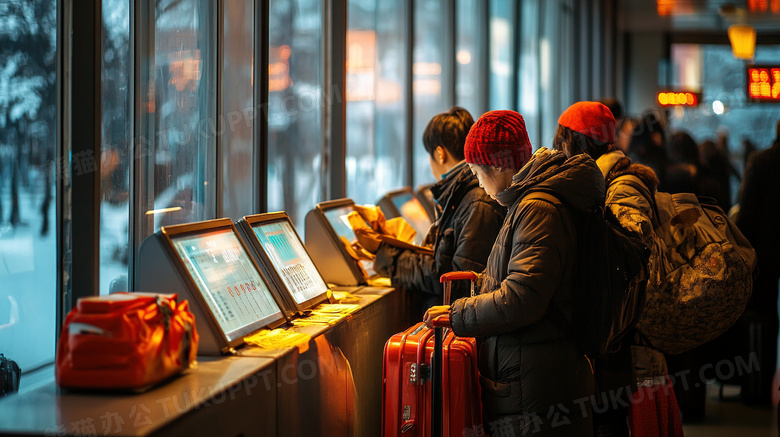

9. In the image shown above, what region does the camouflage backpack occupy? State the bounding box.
[616,175,757,355]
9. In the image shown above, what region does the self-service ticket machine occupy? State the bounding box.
[377,187,433,245]
[304,199,381,287]
[133,213,400,437]
[136,218,292,356]
[415,183,438,222]
[236,211,331,316]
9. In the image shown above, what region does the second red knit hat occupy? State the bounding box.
[557,101,616,144]
[464,110,532,171]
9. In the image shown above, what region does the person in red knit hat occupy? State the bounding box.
[366,107,505,321]
[554,101,683,437]
[424,109,601,436]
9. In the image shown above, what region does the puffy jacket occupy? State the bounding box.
[736,142,780,313]
[597,150,659,254]
[449,148,602,436]
[597,151,669,379]
[374,162,504,308]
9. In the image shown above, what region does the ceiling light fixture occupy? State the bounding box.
[727,8,757,60]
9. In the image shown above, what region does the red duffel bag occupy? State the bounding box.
[56,292,198,391]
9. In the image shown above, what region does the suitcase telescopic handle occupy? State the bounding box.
[440,271,478,304]
[432,324,444,437]
[431,315,450,328]
[439,271,478,283]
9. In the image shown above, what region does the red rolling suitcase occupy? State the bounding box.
[382,272,483,437]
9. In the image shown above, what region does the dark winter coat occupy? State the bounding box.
[449,148,601,436]
[596,150,668,396]
[374,162,505,310]
[736,141,780,315]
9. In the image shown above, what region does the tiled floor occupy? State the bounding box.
[682,384,776,437]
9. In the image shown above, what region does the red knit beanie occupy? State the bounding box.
[464,110,532,171]
[557,101,616,144]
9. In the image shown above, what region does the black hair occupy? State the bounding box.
[423,106,474,160]
[668,131,699,165]
[631,111,666,146]
[553,125,612,159]
[597,97,624,120]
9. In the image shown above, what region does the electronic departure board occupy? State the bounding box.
[747,65,780,103]
[137,218,289,355]
[238,212,330,314]
[656,91,700,107]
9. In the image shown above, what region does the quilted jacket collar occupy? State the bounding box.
[495,147,605,214]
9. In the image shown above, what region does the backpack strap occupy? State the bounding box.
[519,190,575,330]
[521,190,574,242]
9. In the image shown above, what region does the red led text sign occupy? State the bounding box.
[657,91,700,107]
[747,66,780,102]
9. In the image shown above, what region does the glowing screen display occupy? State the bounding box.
[252,220,328,305]
[322,205,377,277]
[747,66,780,102]
[171,229,283,341]
[390,193,431,245]
[657,91,700,106]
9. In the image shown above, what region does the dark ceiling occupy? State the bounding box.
[619,0,780,31]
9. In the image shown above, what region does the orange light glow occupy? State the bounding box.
[376,79,402,103]
[656,91,699,107]
[413,63,443,76]
[748,0,769,12]
[729,24,757,60]
[168,50,201,92]
[413,79,442,96]
[346,30,377,101]
[656,0,694,15]
[456,50,472,65]
[657,0,674,16]
[347,30,376,72]
[269,45,293,92]
[747,66,780,101]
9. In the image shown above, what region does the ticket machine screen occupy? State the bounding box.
[322,205,377,277]
[389,192,431,245]
[252,220,329,305]
[170,229,284,341]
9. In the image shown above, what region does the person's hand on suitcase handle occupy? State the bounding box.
[423,305,451,329]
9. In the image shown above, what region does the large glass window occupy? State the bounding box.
[518,0,540,147]
[539,0,560,147]
[346,0,408,205]
[534,0,575,149]
[455,0,483,117]
[489,0,515,111]
[101,0,131,294]
[0,0,58,371]
[267,0,323,232]
[221,0,255,220]
[413,0,446,188]
[138,0,217,241]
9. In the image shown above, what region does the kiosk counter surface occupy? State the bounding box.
[0,356,277,437]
